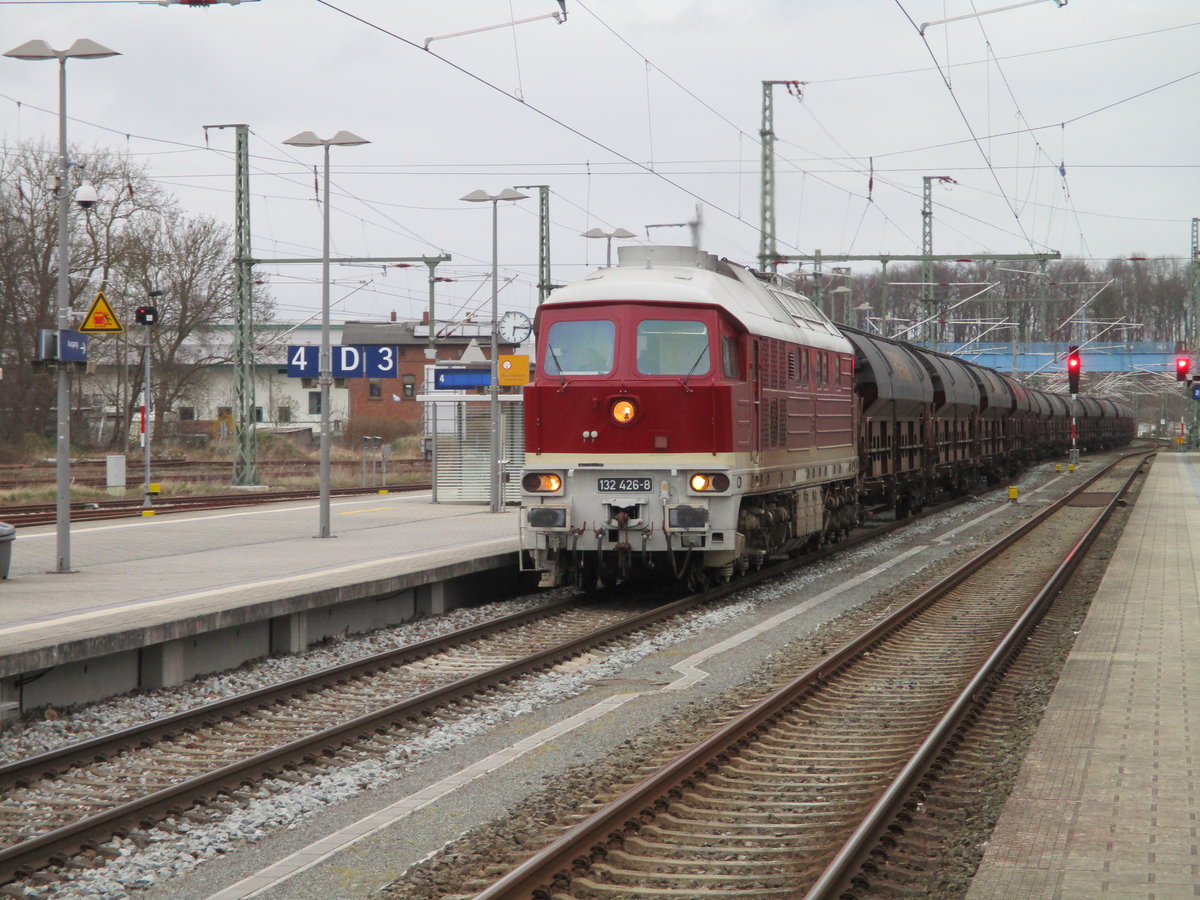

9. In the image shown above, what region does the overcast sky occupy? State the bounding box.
[2,0,1197,329]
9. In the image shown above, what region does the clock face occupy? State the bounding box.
[498,310,532,344]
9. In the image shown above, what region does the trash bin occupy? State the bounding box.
[0,523,13,580]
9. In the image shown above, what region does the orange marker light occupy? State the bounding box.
[611,399,636,424]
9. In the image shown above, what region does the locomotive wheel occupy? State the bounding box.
[577,559,599,592]
[687,567,711,593]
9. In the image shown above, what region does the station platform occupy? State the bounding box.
[968,450,1200,899]
[0,491,519,714]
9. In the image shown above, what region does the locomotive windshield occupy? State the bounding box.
[543,319,615,375]
[637,320,710,376]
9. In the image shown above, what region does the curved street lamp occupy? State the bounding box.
[283,129,370,539]
[461,188,528,513]
[5,38,120,573]
[581,227,635,268]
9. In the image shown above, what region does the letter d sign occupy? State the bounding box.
[333,345,364,377]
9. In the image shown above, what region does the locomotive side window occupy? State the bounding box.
[543,320,614,375]
[722,336,740,378]
[637,320,710,376]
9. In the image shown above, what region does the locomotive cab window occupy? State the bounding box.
[637,320,710,376]
[543,319,615,375]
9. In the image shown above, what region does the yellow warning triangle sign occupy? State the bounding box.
[78,290,124,334]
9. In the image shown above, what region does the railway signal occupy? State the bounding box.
[1176,356,1191,382]
[141,291,164,512]
[1067,346,1081,394]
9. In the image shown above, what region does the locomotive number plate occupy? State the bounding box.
[597,477,652,492]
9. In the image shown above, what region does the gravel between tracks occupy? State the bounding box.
[0,455,1137,899]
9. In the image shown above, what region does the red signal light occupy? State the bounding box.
[1176,356,1191,382]
[1066,346,1081,394]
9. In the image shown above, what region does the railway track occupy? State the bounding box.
[0,599,636,888]
[0,473,955,892]
[0,458,427,494]
[0,481,432,526]
[0,453,1142,894]
[447,450,1150,899]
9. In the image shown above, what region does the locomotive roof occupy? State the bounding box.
[545,245,853,353]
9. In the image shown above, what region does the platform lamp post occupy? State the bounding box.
[4,38,120,573]
[581,227,635,268]
[283,129,370,538]
[461,188,528,513]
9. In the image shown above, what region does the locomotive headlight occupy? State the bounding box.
[522,472,563,493]
[689,472,730,492]
[611,399,637,424]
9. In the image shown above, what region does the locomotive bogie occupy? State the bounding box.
[521,450,858,587]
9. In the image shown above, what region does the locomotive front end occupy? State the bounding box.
[522,450,742,590]
[519,300,747,589]
[520,245,860,592]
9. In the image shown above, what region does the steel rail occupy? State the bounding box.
[0,583,745,884]
[470,450,1154,900]
[0,482,432,526]
[0,597,581,793]
[0,473,948,885]
[804,449,1151,898]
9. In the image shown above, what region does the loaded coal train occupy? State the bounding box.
[518,246,1134,590]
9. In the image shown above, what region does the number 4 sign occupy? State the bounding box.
[287,346,319,378]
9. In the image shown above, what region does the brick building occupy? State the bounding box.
[340,315,525,439]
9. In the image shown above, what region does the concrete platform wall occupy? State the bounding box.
[3,563,531,717]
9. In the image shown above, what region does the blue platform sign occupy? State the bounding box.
[1192,383,1200,401]
[288,345,400,379]
[37,329,88,362]
[332,345,364,377]
[364,345,398,378]
[433,368,491,389]
[287,345,319,378]
[58,330,88,362]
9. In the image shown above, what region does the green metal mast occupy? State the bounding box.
[514,184,556,303]
[207,123,259,486]
[759,81,778,274]
[1190,217,1199,447]
[921,175,956,346]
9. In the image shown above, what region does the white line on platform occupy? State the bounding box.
[0,537,514,638]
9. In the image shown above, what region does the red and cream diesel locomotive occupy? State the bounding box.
[518,245,1133,590]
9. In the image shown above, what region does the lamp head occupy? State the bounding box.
[461,188,529,203]
[284,130,369,148]
[4,38,119,61]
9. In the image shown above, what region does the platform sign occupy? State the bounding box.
[363,346,398,378]
[288,345,400,379]
[433,368,491,389]
[37,329,89,362]
[287,345,319,378]
[497,354,530,386]
[1192,383,1200,401]
[332,345,364,378]
[78,290,123,333]
[58,331,88,362]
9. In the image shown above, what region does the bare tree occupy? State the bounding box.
[0,141,172,451]
[0,140,273,455]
